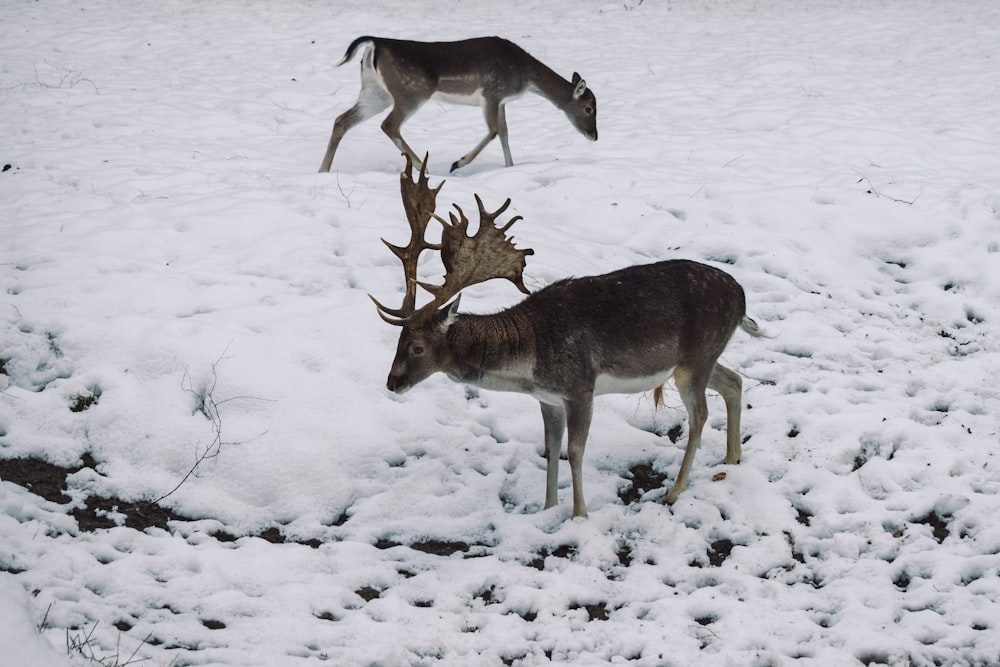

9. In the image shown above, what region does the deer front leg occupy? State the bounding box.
[450,100,503,172]
[497,103,513,167]
[665,367,708,505]
[564,394,594,518]
[540,402,566,510]
[708,363,744,465]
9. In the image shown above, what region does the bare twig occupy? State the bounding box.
[37,603,53,633]
[142,344,270,508]
[65,620,154,666]
[335,171,355,208]
[116,632,155,666]
[854,171,918,206]
[130,190,169,202]
[32,62,99,93]
[722,154,743,168]
[65,622,100,660]
[268,96,303,113]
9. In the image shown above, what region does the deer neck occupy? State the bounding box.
[524,60,577,107]
[445,311,537,390]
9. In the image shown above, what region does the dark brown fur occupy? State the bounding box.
[319,36,597,173]
[385,259,764,517]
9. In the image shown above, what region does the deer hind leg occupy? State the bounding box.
[708,362,744,465]
[450,100,503,173]
[319,86,391,172]
[380,101,428,169]
[665,366,710,505]
[540,402,567,510]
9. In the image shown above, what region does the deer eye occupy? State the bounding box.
[411,344,425,357]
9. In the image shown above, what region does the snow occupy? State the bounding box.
[2,0,999,665]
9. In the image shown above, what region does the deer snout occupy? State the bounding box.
[587,129,598,141]
[386,374,410,393]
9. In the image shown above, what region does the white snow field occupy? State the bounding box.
[2,0,999,665]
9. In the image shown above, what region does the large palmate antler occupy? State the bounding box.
[370,154,443,322]
[371,154,534,326]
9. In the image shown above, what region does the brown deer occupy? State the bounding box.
[373,158,764,518]
[318,36,597,173]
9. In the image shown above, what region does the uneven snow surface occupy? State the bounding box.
[2,1,999,665]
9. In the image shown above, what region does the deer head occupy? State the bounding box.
[372,155,534,392]
[566,72,598,141]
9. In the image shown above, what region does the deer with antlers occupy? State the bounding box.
[373,157,765,518]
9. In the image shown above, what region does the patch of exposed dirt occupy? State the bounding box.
[528,543,576,570]
[0,454,315,545]
[570,601,610,621]
[373,537,494,557]
[913,509,951,543]
[618,463,668,505]
[0,455,86,504]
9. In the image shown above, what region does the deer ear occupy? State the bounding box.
[435,295,462,333]
[572,73,587,99]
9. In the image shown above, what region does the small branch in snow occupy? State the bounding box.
[335,171,355,208]
[269,96,303,113]
[142,344,270,509]
[65,619,154,666]
[854,171,918,206]
[36,603,53,634]
[131,190,168,202]
[32,62,99,93]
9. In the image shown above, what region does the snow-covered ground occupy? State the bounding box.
[2,0,999,665]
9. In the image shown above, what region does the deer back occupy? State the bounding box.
[363,37,535,95]
[442,260,747,399]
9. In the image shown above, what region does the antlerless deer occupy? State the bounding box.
[374,158,765,518]
[319,36,597,173]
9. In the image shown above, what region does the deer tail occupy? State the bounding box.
[740,316,771,338]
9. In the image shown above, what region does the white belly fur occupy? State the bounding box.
[459,366,675,406]
[431,89,485,106]
[593,368,675,397]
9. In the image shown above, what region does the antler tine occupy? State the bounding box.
[371,153,445,324]
[368,294,408,322]
[400,153,444,241]
[475,194,518,230]
[419,193,534,311]
[373,156,534,327]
